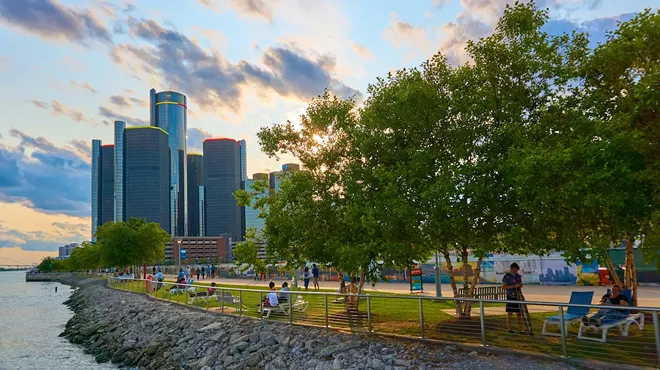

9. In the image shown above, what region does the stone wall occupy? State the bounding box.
[59,277,577,370]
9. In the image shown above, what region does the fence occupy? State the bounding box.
[108,277,660,368]
[456,286,506,300]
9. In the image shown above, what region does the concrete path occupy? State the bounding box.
[164,274,660,307]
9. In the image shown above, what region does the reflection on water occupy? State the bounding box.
[0,270,116,370]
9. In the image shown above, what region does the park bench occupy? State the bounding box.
[456,286,506,300]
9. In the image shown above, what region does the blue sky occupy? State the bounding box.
[0,0,656,264]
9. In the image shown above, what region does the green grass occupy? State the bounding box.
[109,279,658,368]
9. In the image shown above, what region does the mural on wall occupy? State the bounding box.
[576,260,600,286]
[493,259,542,284]
[538,259,577,285]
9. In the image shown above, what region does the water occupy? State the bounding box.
[0,271,116,370]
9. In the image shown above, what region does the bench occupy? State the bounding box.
[456,286,506,300]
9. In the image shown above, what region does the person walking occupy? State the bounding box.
[303,266,311,291]
[201,266,206,280]
[196,267,201,281]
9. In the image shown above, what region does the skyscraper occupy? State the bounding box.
[245,175,268,234]
[239,139,247,183]
[100,144,115,226]
[203,138,241,241]
[124,127,170,232]
[150,89,187,236]
[91,139,102,241]
[187,154,204,237]
[113,120,125,222]
[269,163,301,190]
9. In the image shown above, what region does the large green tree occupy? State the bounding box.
[95,218,168,273]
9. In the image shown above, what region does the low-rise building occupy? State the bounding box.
[165,236,230,264]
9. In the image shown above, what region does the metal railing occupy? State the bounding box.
[107,277,660,368]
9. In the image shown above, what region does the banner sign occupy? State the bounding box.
[180,248,187,260]
[410,268,423,293]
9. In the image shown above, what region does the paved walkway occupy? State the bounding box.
[164,274,660,307]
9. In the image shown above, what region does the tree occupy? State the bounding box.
[95,218,168,273]
[231,228,268,275]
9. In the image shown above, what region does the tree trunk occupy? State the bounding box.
[465,257,483,317]
[442,248,460,317]
[603,252,622,286]
[458,248,469,317]
[357,268,366,295]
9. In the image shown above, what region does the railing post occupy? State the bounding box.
[206,288,210,311]
[324,294,329,332]
[479,300,486,346]
[653,311,660,368]
[260,291,265,320]
[558,305,567,358]
[367,295,372,332]
[239,290,243,317]
[289,293,293,324]
[221,289,225,313]
[418,298,424,339]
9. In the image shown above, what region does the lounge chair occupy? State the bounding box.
[215,291,247,311]
[577,289,645,343]
[259,302,289,318]
[542,291,594,337]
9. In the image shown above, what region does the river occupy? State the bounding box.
[0,270,116,370]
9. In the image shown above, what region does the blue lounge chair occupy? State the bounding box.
[542,291,594,337]
[577,289,645,343]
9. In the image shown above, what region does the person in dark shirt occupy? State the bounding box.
[312,264,320,290]
[502,262,523,333]
[582,284,630,326]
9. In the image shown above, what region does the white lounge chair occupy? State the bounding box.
[577,289,645,343]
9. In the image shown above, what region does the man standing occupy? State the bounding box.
[312,264,320,290]
[502,262,523,333]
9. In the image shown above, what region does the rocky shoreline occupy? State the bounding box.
[60,277,578,370]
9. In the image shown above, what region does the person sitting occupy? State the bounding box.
[582,284,630,326]
[263,281,279,308]
[279,282,290,303]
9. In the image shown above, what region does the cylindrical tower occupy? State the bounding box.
[151,90,187,236]
[114,120,125,222]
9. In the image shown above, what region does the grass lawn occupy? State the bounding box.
[109,279,658,368]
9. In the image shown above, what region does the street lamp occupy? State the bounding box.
[177,239,182,274]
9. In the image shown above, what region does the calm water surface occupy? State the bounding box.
[0,270,116,370]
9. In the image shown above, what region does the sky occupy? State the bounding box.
[0,0,656,265]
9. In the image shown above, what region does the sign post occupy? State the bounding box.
[410,267,423,293]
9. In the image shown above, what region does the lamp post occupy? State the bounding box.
[435,251,443,298]
[177,239,182,274]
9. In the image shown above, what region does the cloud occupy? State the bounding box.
[0,0,112,45]
[26,100,48,109]
[383,13,431,50]
[351,42,373,59]
[0,130,91,217]
[111,17,360,115]
[98,106,148,126]
[109,95,130,108]
[26,100,93,124]
[199,0,274,21]
[67,139,91,162]
[433,0,451,7]
[128,97,147,107]
[544,12,637,47]
[70,80,96,94]
[187,127,213,153]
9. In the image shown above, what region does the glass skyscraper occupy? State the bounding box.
[100,145,115,226]
[150,89,187,236]
[245,177,267,234]
[91,139,102,241]
[239,139,247,183]
[113,121,125,222]
[203,138,242,241]
[186,154,203,236]
[124,127,170,231]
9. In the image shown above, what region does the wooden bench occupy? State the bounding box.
[456,286,506,300]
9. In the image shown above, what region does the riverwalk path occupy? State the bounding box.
[164,274,660,307]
